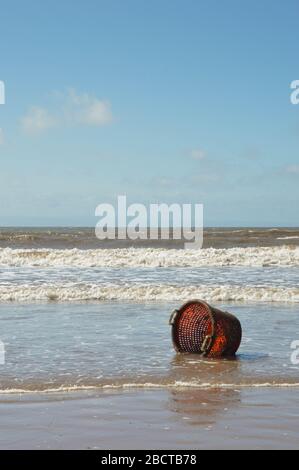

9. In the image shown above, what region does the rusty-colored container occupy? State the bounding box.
[169,299,242,357]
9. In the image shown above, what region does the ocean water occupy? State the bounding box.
[0,227,298,394]
[0,226,299,249]
[0,302,298,393]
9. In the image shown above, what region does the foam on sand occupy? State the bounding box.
[1,380,299,395]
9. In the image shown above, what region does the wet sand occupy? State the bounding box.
[0,387,298,449]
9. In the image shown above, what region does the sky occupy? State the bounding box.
[0,0,298,226]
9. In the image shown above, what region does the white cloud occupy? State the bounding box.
[190,148,205,160]
[21,89,113,135]
[21,107,57,135]
[66,89,113,126]
[285,165,299,175]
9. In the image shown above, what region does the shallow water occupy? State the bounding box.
[0,228,298,395]
[0,301,298,394]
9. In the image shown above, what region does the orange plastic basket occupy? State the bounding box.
[169,299,242,357]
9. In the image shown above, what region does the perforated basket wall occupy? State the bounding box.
[169,300,242,357]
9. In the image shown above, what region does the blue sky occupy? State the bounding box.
[0,0,298,226]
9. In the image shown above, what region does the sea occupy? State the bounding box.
[0,227,298,394]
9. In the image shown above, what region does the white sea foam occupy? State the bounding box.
[277,236,299,240]
[0,246,298,268]
[0,381,299,395]
[0,283,298,302]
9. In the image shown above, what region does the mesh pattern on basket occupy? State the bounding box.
[172,302,213,354]
[170,300,242,357]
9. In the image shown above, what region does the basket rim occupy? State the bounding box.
[169,299,216,355]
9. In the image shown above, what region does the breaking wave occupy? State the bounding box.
[0,245,299,268]
[0,283,298,303]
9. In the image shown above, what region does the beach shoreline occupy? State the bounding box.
[0,387,298,450]
[0,230,298,449]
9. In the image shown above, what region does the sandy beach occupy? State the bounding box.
[0,230,298,449]
[0,387,298,449]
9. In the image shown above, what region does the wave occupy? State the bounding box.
[0,283,298,302]
[1,381,299,395]
[0,246,299,268]
[277,236,299,240]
